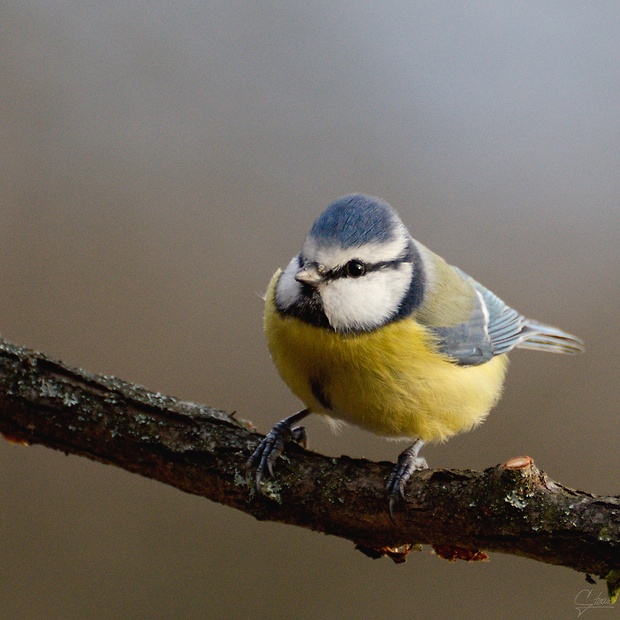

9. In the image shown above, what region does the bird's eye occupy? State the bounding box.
[345,260,366,278]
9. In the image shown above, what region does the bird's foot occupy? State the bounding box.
[386,439,428,520]
[247,409,310,488]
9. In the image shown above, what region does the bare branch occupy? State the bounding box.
[0,338,618,597]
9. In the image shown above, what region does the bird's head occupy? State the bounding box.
[275,194,424,332]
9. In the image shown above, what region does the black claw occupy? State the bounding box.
[388,495,397,523]
[247,410,310,488]
[386,439,428,520]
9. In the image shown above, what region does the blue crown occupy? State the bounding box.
[308,194,399,248]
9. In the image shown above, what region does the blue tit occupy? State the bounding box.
[249,193,584,515]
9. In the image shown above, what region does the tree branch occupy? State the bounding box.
[0,338,618,598]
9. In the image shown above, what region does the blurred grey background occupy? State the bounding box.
[1,2,618,619]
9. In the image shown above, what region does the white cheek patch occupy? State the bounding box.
[321,263,413,331]
[275,256,303,309]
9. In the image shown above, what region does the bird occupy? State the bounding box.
[248,193,584,516]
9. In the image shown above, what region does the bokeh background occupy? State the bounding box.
[1,3,618,619]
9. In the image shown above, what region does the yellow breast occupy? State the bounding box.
[264,270,508,442]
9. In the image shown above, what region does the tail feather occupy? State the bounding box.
[517,319,585,355]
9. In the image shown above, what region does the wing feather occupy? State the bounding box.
[427,268,584,365]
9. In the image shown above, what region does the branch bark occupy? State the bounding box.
[0,338,618,597]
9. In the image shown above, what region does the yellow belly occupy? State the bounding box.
[264,271,508,442]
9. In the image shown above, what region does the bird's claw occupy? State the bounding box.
[386,439,428,521]
[247,410,309,488]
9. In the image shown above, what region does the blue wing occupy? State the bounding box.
[429,269,584,366]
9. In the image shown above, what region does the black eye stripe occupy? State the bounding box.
[327,258,411,281]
